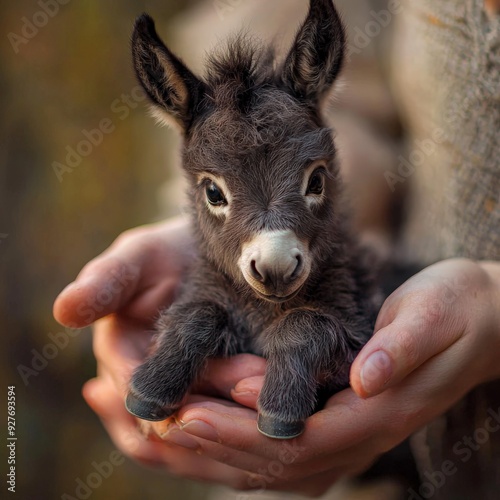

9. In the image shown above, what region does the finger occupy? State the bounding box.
[174,337,484,481]
[350,301,466,398]
[180,400,258,421]
[230,375,264,409]
[53,243,145,328]
[176,396,374,463]
[54,218,190,328]
[92,315,154,396]
[193,355,266,400]
[83,379,260,488]
[177,404,282,460]
[150,397,254,438]
[170,401,377,479]
[82,378,167,467]
[163,402,283,477]
[185,394,252,409]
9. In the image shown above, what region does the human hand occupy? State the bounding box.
[53,218,195,470]
[154,259,500,495]
[53,219,285,489]
[50,214,385,494]
[53,217,194,329]
[55,227,500,495]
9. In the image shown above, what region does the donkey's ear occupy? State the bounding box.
[132,14,205,131]
[282,0,345,105]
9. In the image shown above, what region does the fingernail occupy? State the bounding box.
[360,350,393,395]
[233,381,258,395]
[162,428,200,450]
[181,419,219,442]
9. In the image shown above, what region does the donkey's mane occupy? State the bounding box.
[202,34,277,113]
[205,34,275,88]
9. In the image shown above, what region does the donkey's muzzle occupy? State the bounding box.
[239,230,311,302]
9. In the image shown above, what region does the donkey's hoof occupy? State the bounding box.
[125,393,176,422]
[257,414,304,439]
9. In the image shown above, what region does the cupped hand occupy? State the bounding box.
[51,217,377,495]
[158,259,500,494]
[53,220,262,486]
[53,219,304,491]
[54,225,500,495]
[53,217,194,329]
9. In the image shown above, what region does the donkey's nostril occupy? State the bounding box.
[291,255,303,280]
[284,254,304,284]
[250,259,265,282]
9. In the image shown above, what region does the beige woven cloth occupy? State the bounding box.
[393,1,500,498]
[395,0,500,263]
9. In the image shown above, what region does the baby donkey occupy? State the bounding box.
[126,0,379,439]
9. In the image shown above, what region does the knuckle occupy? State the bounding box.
[78,257,104,279]
[210,446,240,465]
[232,437,252,453]
[420,293,448,330]
[113,228,141,247]
[393,330,420,368]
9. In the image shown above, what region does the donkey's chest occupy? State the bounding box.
[228,299,289,355]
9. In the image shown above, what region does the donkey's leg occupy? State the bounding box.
[257,310,360,439]
[126,301,231,421]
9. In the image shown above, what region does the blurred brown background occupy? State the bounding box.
[0,1,405,499]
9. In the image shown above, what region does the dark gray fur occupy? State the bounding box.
[127,0,380,438]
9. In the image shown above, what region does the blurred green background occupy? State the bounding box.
[0,1,402,499]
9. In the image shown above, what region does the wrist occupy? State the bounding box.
[478,261,500,380]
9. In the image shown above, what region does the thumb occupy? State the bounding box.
[53,252,142,328]
[350,310,463,398]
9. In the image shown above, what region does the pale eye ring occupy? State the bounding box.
[306,168,325,196]
[205,180,227,207]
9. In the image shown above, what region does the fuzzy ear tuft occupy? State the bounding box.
[132,14,205,131]
[282,0,346,105]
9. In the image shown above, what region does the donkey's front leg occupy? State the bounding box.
[126,301,230,421]
[258,310,357,439]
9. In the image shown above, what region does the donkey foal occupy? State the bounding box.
[126,0,379,439]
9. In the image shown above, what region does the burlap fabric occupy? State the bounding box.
[394,0,500,263]
[393,1,500,498]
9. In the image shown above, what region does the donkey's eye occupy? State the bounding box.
[205,181,227,206]
[306,169,325,196]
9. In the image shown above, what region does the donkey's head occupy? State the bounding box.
[132,0,346,303]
